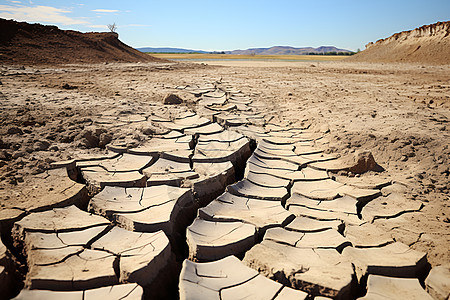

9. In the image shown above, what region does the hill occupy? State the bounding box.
[226,46,353,55]
[347,21,450,65]
[0,18,163,65]
[137,47,207,53]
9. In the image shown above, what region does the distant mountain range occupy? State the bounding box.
[226,46,353,55]
[137,46,354,55]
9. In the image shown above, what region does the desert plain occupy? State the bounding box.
[0,57,448,299]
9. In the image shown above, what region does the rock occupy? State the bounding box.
[0,150,11,161]
[359,275,433,300]
[33,140,50,151]
[140,121,169,136]
[12,151,26,159]
[308,151,378,174]
[350,150,377,174]
[98,133,113,148]
[76,129,108,149]
[425,265,450,300]
[7,126,23,135]
[61,83,77,90]
[163,93,183,105]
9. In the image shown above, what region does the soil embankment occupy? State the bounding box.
[348,21,450,65]
[0,18,162,65]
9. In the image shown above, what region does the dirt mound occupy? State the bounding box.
[348,21,450,65]
[0,18,164,65]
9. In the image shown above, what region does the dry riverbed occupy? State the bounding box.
[0,59,449,297]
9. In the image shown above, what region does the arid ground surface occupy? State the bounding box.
[0,59,449,297]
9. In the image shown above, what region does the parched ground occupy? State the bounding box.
[0,60,449,296]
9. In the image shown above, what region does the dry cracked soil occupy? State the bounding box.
[0,60,449,300]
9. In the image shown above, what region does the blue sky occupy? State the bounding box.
[0,0,449,51]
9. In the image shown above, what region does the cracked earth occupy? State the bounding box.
[0,61,449,299]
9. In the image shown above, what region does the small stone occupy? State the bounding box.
[48,145,59,152]
[61,83,77,90]
[98,133,113,148]
[349,150,377,173]
[7,126,23,135]
[33,140,50,151]
[163,93,183,105]
[12,151,26,159]
[0,150,11,161]
[76,130,99,148]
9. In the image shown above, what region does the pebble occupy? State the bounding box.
[12,151,26,159]
[7,126,23,135]
[48,145,59,152]
[33,141,50,151]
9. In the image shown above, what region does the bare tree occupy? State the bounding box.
[107,22,117,33]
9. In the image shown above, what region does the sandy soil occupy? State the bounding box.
[0,60,449,268]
